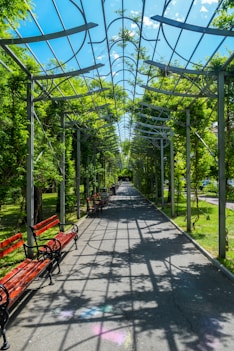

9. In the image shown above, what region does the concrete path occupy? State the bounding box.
[6,182,234,351]
[199,195,234,210]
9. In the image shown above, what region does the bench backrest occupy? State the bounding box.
[0,233,24,259]
[93,193,101,201]
[31,215,60,237]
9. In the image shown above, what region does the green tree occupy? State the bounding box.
[213,0,234,29]
[0,0,33,34]
[0,71,28,211]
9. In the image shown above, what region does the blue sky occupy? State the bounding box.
[15,0,229,73]
[9,0,233,142]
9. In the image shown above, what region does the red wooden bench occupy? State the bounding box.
[86,196,98,216]
[30,215,78,273]
[93,193,105,210]
[86,191,110,217]
[0,233,53,350]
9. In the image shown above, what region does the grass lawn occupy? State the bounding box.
[0,193,87,277]
[1,191,234,276]
[159,195,234,274]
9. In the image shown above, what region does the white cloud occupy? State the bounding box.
[200,5,208,12]
[175,12,185,22]
[130,10,140,16]
[112,35,119,41]
[111,52,119,60]
[143,16,159,29]
[201,0,218,4]
[131,23,138,29]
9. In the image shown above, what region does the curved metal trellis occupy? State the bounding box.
[0,0,233,258]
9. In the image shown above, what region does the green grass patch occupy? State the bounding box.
[160,196,234,274]
[0,192,87,278]
[0,248,26,278]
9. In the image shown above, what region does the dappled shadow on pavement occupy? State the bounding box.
[8,182,234,351]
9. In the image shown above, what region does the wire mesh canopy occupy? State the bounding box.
[0,0,233,149]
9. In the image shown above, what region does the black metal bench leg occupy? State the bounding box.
[53,251,61,274]
[0,310,10,350]
[1,329,9,350]
[74,235,78,250]
[47,262,54,285]
[56,259,61,274]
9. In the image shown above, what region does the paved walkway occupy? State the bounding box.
[6,182,234,351]
[199,195,234,210]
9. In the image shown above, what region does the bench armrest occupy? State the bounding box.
[0,284,10,308]
[37,237,62,252]
[23,243,54,260]
[59,223,78,233]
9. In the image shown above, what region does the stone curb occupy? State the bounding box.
[135,185,234,283]
[159,207,234,283]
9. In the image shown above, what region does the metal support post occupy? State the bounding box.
[60,114,66,230]
[218,71,226,258]
[26,77,35,254]
[152,145,158,204]
[170,132,175,217]
[86,156,90,198]
[76,128,81,219]
[160,139,165,209]
[93,146,97,194]
[186,109,191,232]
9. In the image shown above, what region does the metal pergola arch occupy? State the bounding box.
[133,4,233,259]
[1,20,115,245]
[0,0,233,259]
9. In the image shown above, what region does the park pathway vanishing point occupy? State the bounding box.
[6,182,234,351]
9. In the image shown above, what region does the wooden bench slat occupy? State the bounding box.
[1,259,49,290]
[7,259,50,308]
[0,240,24,259]
[0,234,53,350]
[34,219,60,236]
[32,215,58,230]
[86,192,108,217]
[55,232,77,248]
[31,215,78,274]
[0,233,22,249]
[6,260,49,307]
[87,197,98,216]
[0,259,32,285]
[0,233,24,259]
